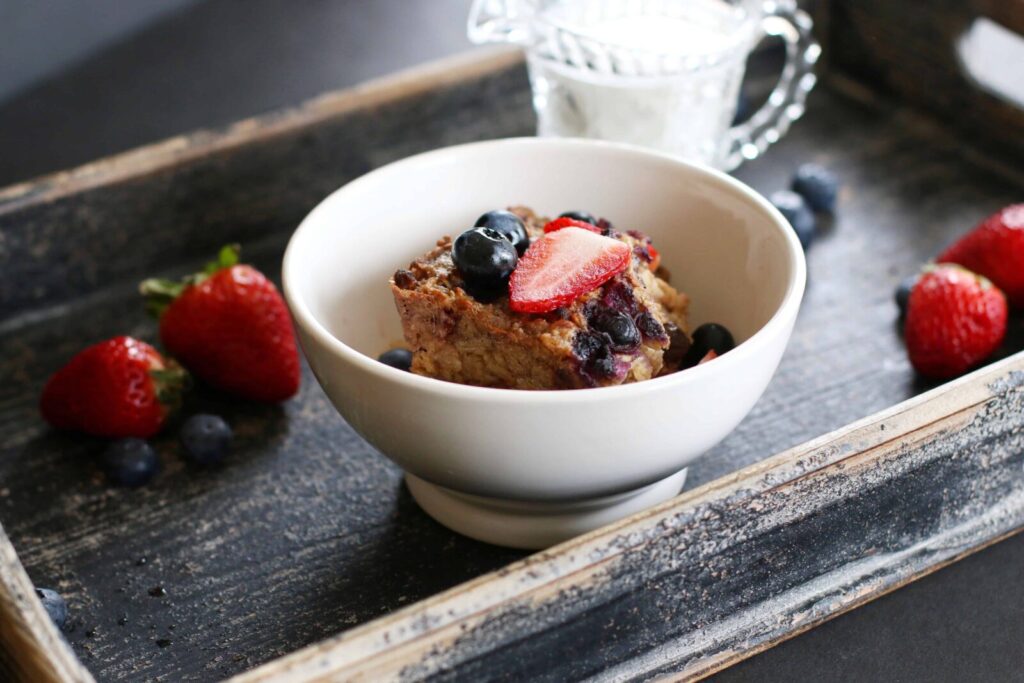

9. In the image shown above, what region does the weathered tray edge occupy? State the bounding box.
[0,46,523,210]
[0,524,94,683]
[229,351,1024,682]
[1,33,1022,683]
[0,46,526,683]
[0,46,533,326]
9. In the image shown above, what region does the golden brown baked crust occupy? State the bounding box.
[390,207,689,389]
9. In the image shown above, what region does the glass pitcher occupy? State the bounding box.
[468,0,819,170]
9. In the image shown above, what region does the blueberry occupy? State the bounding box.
[452,227,518,293]
[770,190,816,250]
[35,588,67,629]
[180,414,232,465]
[663,322,692,368]
[559,211,598,225]
[572,331,620,381]
[682,323,735,368]
[101,438,159,487]
[589,308,641,350]
[791,163,839,213]
[378,348,413,371]
[634,311,667,341]
[474,210,530,255]
[896,274,919,318]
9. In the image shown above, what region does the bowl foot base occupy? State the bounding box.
[405,469,688,550]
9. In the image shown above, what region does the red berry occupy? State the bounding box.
[904,265,1007,379]
[937,204,1024,308]
[542,217,603,235]
[141,246,301,402]
[698,349,718,365]
[40,337,186,438]
[648,245,661,271]
[509,227,631,314]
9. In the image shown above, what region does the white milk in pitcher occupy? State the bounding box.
[526,0,755,167]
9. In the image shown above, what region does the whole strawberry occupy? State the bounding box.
[40,336,187,437]
[141,245,300,402]
[938,204,1024,307]
[904,265,1007,379]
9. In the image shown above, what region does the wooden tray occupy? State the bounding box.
[2,1,1023,680]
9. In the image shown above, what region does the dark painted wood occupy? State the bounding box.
[0,53,532,682]
[0,52,532,323]
[0,50,1022,683]
[418,365,1024,682]
[827,0,1024,161]
[233,354,1024,681]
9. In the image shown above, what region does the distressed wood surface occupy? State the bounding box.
[0,47,530,322]
[0,48,1023,682]
[233,353,1024,682]
[0,524,92,683]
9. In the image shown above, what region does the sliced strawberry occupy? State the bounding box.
[509,227,631,314]
[697,349,718,365]
[543,217,602,234]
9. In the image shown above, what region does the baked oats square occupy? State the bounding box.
[390,207,690,389]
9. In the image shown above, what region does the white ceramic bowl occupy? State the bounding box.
[284,138,805,549]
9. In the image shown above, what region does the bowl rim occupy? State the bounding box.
[283,137,806,404]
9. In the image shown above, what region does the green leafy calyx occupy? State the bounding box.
[139,244,242,318]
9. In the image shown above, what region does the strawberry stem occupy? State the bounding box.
[205,244,240,275]
[139,278,186,318]
[150,361,190,414]
[139,244,242,318]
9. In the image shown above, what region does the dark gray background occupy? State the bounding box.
[1,1,1022,680]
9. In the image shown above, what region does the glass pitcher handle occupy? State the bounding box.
[467,0,529,44]
[724,0,820,171]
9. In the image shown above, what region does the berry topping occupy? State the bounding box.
[896,274,919,319]
[937,204,1024,308]
[663,322,692,368]
[698,349,719,364]
[589,308,642,351]
[474,210,530,255]
[770,190,816,250]
[791,164,839,213]
[647,245,661,271]
[572,330,626,383]
[682,323,735,368]
[35,588,67,629]
[509,228,631,314]
[180,414,232,465]
[634,311,667,341]
[600,277,639,316]
[595,218,615,236]
[904,264,1007,378]
[378,348,413,371]
[39,336,187,438]
[559,210,598,225]
[452,227,519,294]
[543,217,603,234]
[101,438,160,487]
